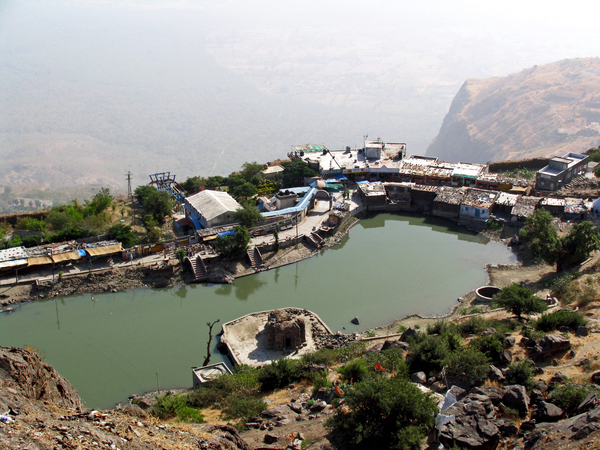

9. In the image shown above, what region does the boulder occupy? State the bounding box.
[488,365,505,383]
[470,386,503,405]
[502,385,530,415]
[447,385,467,401]
[381,339,410,351]
[498,349,513,364]
[350,317,360,325]
[399,327,417,342]
[529,334,571,361]
[530,389,545,406]
[411,372,427,385]
[577,326,590,337]
[264,433,279,444]
[533,401,563,422]
[495,418,519,437]
[504,336,516,348]
[439,416,500,450]
[309,401,327,412]
[591,371,600,385]
[576,393,599,414]
[482,328,497,336]
[549,371,566,387]
[366,343,384,353]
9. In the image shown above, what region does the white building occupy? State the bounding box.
[184,190,242,229]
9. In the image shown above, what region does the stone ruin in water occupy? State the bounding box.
[265,309,306,351]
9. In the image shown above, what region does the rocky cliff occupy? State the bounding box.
[0,346,250,450]
[427,58,600,163]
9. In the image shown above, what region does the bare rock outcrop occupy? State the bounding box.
[0,346,84,412]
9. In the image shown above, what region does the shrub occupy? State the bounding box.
[505,360,534,390]
[361,348,410,380]
[221,396,267,423]
[301,348,339,367]
[258,357,300,392]
[406,334,450,377]
[444,348,490,384]
[326,377,438,449]
[549,383,600,415]
[470,335,503,360]
[310,373,331,395]
[457,316,488,335]
[533,310,588,332]
[153,393,205,423]
[337,341,367,361]
[338,358,369,383]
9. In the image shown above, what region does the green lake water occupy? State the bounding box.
[0,214,516,409]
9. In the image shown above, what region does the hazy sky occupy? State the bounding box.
[1,0,599,186]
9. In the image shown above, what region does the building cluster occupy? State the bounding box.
[0,240,123,276]
[357,181,589,224]
[175,138,591,242]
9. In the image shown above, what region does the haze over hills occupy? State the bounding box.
[427,58,600,164]
[2,0,600,199]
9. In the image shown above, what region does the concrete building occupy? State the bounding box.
[536,153,589,191]
[459,189,497,221]
[432,186,467,220]
[262,164,284,180]
[184,190,242,230]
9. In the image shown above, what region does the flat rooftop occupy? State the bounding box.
[219,308,332,367]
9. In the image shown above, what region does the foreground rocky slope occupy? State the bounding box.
[427,57,600,164]
[0,346,251,450]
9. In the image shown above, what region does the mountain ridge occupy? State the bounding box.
[427,58,600,163]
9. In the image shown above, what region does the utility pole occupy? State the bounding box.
[126,171,133,202]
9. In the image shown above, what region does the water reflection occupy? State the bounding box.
[173,287,187,300]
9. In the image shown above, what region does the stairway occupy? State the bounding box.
[247,247,264,268]
[187,254,208,281]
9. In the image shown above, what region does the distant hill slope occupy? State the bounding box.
[426,58,600,163]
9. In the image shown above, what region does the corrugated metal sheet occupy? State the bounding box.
[0,258,27,269]
[85,243,122,257]
[27,256,53,267]
[52,250,81,263]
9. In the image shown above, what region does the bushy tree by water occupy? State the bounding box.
[492,283,547,320]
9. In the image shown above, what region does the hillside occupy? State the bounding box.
[427,58,600,163]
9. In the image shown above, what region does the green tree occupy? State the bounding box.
[444,347,490,385]
[108,223,138,248]
[86,187,114,215]
[181,176,206,195]
[519,209,560,266]
[214,226,251,258]
[560,221,600,268]
[406,334,450,377]
[206,176,226,189]
[594,164,600,178]
[175,248,187,265]
[327,377,438,450]
[240,161,266,184]
[143,190,173,224]
[492,283,548,320]
[233,202,262,229]
[281,159,318,188]
[134,185,157,205]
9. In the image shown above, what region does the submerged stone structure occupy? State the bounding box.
[265,309,306,351]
